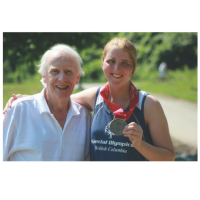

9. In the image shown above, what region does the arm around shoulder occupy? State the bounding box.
[71,87,98,112]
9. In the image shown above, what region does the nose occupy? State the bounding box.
[58,71,68,82]
[113,62,121,71]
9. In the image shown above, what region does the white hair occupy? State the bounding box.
[37,44,84,87]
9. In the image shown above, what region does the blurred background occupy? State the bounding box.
[3,32,198,161]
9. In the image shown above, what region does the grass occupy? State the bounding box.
[3,80,83,108]
[3,79,197,109]
[132,67,197,103]
[133,80,197,103]
[3,79,43,109]
[3,68,197,108]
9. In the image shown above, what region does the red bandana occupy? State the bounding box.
[100,81,139,121]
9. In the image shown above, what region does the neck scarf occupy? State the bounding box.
[100,81,139,121]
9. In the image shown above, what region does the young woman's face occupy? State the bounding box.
[102,46,135,88]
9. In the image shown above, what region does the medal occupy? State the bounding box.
[100,81,139,136]
[110,118,127,136]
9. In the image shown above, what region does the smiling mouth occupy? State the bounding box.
[112,73,123,78]
[56,86,69,90]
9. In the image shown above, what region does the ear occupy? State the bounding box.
[130,64,137,79]
[131,64,137,75]
[101,60,104,69]
[42,75,47,83]
[76,75,81,84]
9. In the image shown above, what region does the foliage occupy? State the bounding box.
[80,44,104,80]
[117,32,197,71]
[81,32,197,82]
[3,32,116,83]
[3,32,197,83]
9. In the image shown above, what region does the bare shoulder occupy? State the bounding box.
[72,87,98,100]
[77,87,98,96]
[144,95,162,109]
[143,94,175,155]
[71,87,99,111]
[144,94,169,138]
[144,95,165,124]
[145,95,160,106]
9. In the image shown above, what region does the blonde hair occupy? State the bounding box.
[102,38,137,69]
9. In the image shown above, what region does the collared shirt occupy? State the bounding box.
[3,89,92,161]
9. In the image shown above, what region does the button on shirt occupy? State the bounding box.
[3,89,92,161]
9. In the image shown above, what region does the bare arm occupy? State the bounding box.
[3,87,99,114]
[141,95,175,160]
[71,87,98,112]
[123,95,175,161]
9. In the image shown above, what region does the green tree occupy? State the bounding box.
[3,32,117,82]
[117,32,197,70]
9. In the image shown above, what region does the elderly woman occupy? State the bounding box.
[4,38,175,161]
[3,44,91,161]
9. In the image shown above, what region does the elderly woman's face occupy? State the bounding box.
[43,50,80,101]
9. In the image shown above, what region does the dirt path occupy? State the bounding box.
[151,93,197,156]
[75,83,198,157]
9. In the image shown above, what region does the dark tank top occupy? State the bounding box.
[90,87,153,161]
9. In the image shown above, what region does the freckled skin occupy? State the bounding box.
[102,47,135,89]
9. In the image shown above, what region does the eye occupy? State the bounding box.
[108,60,115,64]
[121,62,129,67]
[65,71,72,75]
[51,69,59,74]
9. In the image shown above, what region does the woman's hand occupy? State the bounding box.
[123,122,143,150]
[3,94,23,114]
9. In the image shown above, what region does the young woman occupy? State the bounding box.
[3,38,176,161]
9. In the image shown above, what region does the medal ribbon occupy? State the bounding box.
[100,81,139,121]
